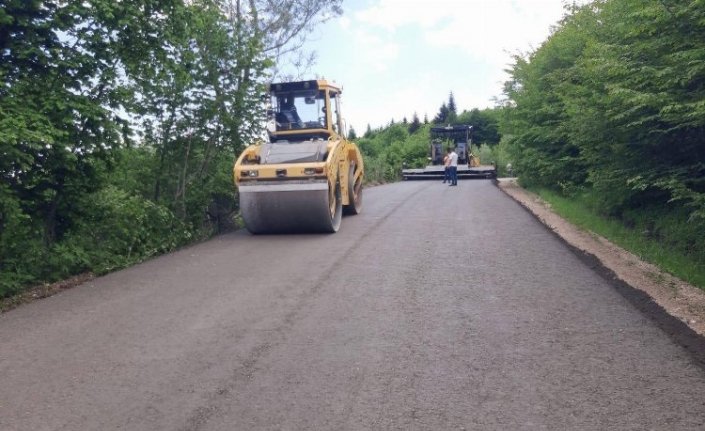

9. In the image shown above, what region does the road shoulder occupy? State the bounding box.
[497,178,705,340]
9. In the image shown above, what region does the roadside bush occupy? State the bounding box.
[0,186,194,299]
[68,186,193,275]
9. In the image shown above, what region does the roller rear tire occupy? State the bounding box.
[343,164,363,215]
[323,175,342,233]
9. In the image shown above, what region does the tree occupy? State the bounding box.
[348,126,357,140]
[0,0,211,293]
[500,5,590,190]
[433,102,449,124]
[129,0,269,222]
[1,0,188,244]
[235,0,343,80]
[409,112,421,134]
[500,0,705,221]
[447,91,457,114]
[457,108,500,146]
[570,0,705,217]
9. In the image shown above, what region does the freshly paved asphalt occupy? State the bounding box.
[2,180,705,430]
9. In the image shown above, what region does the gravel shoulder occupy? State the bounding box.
[497,178,705,340]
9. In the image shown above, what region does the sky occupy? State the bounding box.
[279,0,575,133]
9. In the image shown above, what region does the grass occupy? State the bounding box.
[533,188,705,290]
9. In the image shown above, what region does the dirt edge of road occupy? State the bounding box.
[0,273,96,313]
[497,178,705,365]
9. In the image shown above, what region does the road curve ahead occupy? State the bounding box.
[2,180,705,430]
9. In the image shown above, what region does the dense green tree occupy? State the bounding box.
[498,0,705,268]
[457,108,501,146]
[569,0,705,216]
[502,0,704,215]
[500,5,590,190]
[1,0,188,290]
[409,112,421,134]
[127,0,269,226]
[447,92,457,114]
[433,102,449,124]
[446,91,458,124]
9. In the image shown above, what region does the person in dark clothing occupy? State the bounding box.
[277,96,304,128]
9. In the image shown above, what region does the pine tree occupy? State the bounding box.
[409,112,421,134]
[433,102,449,124]
[348,126,357,140]
[447,92,457,114]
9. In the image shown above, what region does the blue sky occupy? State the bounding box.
[279,0,576,133]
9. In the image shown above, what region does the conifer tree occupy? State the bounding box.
[409,112,421,134]
[447,92,457,115]
[433,102,449,124]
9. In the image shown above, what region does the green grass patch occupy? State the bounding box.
[533,188,705,290]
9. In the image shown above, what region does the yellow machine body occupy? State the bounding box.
[234,80,364,234]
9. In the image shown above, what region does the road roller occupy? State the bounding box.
[233,79,364,234]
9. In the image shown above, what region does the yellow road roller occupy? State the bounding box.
[233,79,364,234]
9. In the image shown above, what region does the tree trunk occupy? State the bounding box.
[44,179,64,246]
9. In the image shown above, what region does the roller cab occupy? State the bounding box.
[234,79,364,234]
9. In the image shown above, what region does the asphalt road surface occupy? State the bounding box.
[2,180,705,430]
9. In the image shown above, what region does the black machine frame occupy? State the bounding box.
[402,124,496,180]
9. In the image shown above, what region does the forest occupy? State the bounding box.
[1,0,703,298]
[499,0,705,287]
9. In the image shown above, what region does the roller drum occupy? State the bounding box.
[239,181,342,234]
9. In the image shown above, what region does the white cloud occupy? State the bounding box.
[339,16,351,29]
[355,0,451,31]
[356,0,568,65]
[303,0,585,129]
[350,30,400,72]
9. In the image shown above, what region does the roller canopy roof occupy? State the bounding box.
[268,80,341,93]
[430,125,473,133]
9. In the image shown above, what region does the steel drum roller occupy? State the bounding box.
[239,180,342,234]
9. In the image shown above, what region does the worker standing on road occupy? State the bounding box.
[443,149,451,183]
[448,147,458,186]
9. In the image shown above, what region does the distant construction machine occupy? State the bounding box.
[401,125,496,180]
[233,79,364,234]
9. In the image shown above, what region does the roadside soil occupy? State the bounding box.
[0,273,95,313]
[497,178,705,338]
